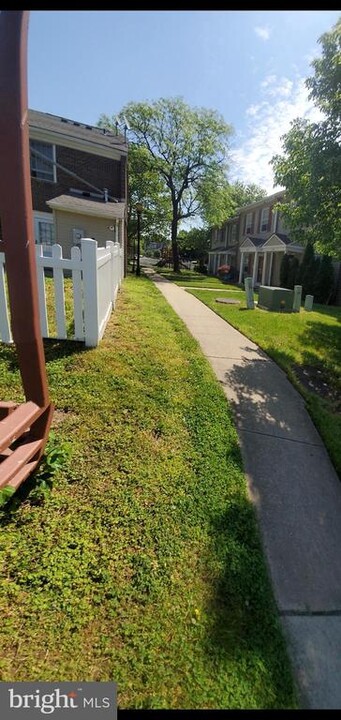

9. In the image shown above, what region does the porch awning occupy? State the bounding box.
[240,233,303,253]
[47,194,125,220]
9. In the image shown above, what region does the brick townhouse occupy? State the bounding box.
[28,109,128,263]
[208,191,304,287]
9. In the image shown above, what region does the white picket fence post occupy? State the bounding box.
[0,238,124,348]
[106,240,116,306]
[80,238,99,347]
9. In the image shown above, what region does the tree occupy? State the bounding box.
[99,98,232,271]
[271,18,341,257]
[298,243,320,298]
[306,19,341,120]
[126,144,171,249]
[314,255,335,304]
[177,227,210,270]
[231,181,267,208]
[198,176,266,228]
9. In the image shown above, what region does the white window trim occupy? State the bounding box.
[30,141,57,183]
[260,207,269,232]
[33,212,55,246]
[272,209,278,232]
[245,212,253,234]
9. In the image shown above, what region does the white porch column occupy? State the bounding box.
[268,252,274,285]
[252,251,259,287]
[239,252,244,283]
[261,253,267,285]
[115,220,119,244]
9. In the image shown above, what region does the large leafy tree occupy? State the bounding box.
[100,98,232,271]
[125,144,170,252]
[271,18,341,257]
[198,175,266,227]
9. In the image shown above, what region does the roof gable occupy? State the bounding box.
[240,237,262,249]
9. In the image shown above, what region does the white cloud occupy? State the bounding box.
[229,73,323,194]
[254,25,271,41]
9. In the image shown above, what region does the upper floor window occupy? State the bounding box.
[245,212,253,234]
[30,140,56,182]
[231,225,237,244]
[260,207,270,232]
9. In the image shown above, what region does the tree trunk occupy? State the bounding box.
[171,216,180,272]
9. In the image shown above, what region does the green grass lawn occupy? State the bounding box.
[0,276,296,709]
[188,288,341,479]
[156,267,239,290]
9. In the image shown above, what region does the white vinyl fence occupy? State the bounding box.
[0,238,124,347]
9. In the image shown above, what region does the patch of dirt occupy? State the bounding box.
[215,298,240,305]
[292,363,340,410]
[51,408,78,427]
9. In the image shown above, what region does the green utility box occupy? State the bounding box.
[258,286,294,312]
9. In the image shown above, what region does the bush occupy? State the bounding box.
[297,244,335,303]
[297,243,318,298]
[280,254,300,289]
[314,255,335,304]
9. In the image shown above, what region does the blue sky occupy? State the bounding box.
[28,10,340,194]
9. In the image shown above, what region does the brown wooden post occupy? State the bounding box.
[0,11,53,453]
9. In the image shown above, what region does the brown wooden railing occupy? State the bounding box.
[0,11,53,492]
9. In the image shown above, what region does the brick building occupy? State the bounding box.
[28,109,128,264]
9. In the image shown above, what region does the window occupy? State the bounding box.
[245,212,253,234]
[260,207,269,232]
[231,225,237,244]
[34,214,55,246]
[30,140,56,182]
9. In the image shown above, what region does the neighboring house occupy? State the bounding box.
[208,190,304,286]
[28,109,128,262]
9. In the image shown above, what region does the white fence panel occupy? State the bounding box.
[52,244,67,339]
[97,246,113,343]
[36,245,49,338]
[0,254,12,343]
[71,246,83,341]
[0,237,125,348]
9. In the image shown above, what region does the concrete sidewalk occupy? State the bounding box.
[150,272,341,710]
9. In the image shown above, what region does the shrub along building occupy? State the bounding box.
[27,109,128,265]
[208,191,304,287]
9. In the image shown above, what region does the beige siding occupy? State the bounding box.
[53,210,116,257]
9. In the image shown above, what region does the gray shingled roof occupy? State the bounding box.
[247,236,268,247]
[46,195,125,219]
[236,190,285,213]
[29,109,128,154]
